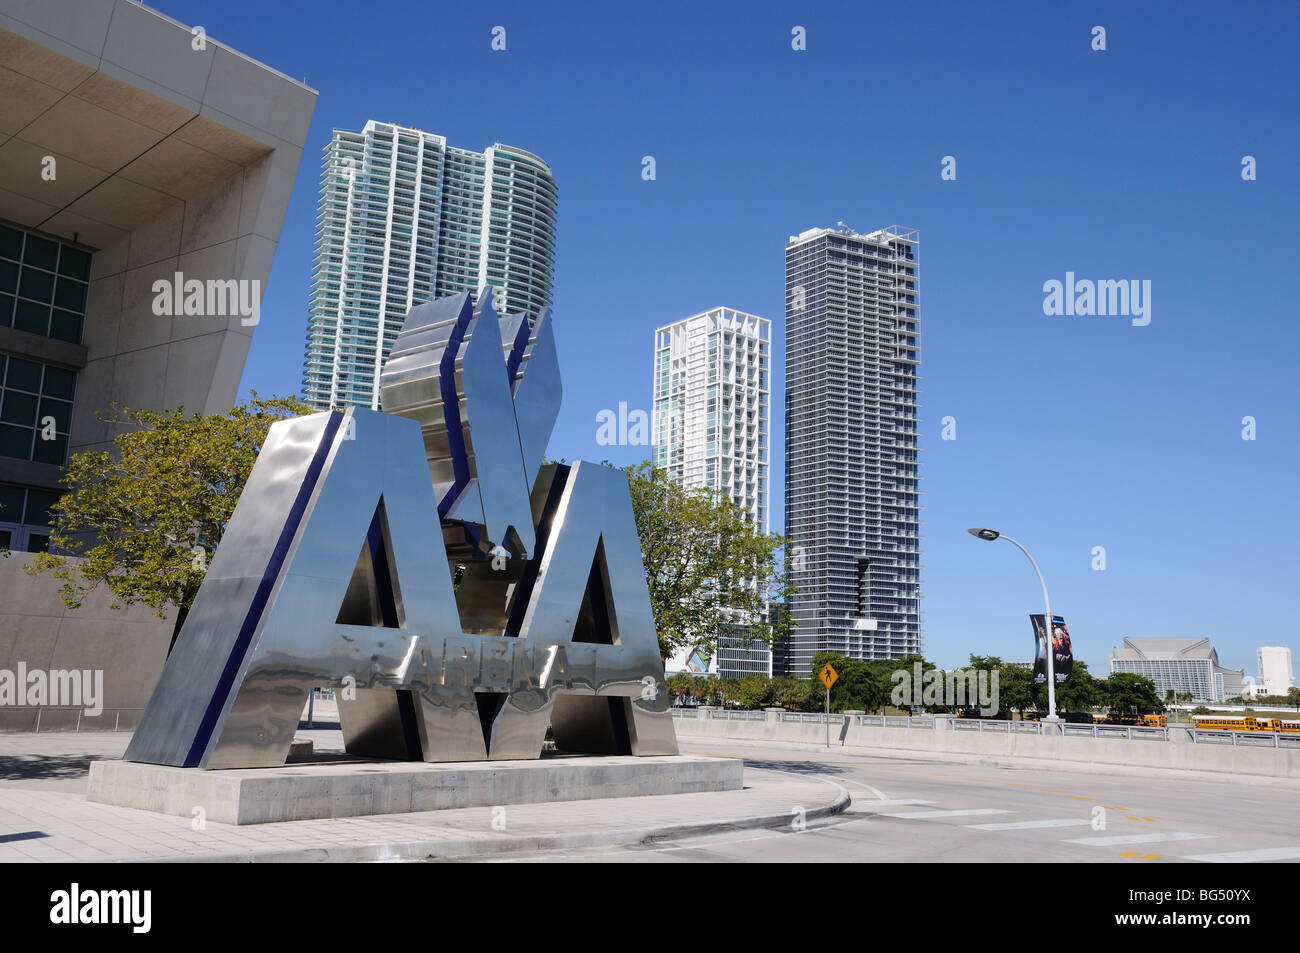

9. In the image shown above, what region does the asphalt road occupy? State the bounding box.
[477,740,1300,863]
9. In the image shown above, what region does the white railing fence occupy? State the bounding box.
[1,707,144,732]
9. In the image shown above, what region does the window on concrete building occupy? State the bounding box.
[0,483,59,553]
[0,223,91,344]
[0,353,76,465]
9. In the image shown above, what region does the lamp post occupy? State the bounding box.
[967,528,1059,722]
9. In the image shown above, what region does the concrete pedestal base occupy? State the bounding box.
[86,754,743,825]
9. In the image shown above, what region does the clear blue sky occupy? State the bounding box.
[156,0,1299,675]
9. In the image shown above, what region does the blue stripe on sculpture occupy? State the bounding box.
[436,295,475,517]
[184,410,344,767]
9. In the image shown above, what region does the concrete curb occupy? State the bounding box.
[128,784,852,863]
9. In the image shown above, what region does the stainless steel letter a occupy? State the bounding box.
[126,289,677,769]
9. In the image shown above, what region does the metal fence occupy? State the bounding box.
[667,708,1300,754]
[1191,730,1300,748]
[1062,723,1169,741]
[2,706,144,732]
[779,712,844,725]
[856,714,936,729]
[951,718,1045,735]
[672,708,834,722]
[707,709,766,721]
[671,709,939,727]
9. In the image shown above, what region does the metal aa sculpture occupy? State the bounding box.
[125,289,677,769]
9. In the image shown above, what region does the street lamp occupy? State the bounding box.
[967,528,1059,722]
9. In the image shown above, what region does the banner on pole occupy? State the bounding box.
[1030,614,1073,686]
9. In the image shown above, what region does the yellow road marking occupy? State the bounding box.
[1142,854,1161,860]
[1043,789,1066,793]
[1069,796,1095,801]
[1119,851,1140,858]
[1103,805,1129,811]
[1141,817,1156,822]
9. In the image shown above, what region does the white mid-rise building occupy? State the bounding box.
[304,121,557,410]
[1257,646,1294,696]
[653,307,771,678]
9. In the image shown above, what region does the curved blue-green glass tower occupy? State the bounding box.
[304,121,557,411]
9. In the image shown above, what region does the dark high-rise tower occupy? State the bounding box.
[783,225,921,674]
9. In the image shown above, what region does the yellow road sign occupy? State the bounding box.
[818,662,839,690]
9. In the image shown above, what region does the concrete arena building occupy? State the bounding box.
[1109,637,1245,703]
[0,0,316,729]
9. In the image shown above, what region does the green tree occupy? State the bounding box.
[734,675,772,710]
[811,652,888,713]
[703,674,744,707]
[25,394,311,647]
[1288,687,1300,713]
[682,674,707,703]
[703,675,722,706]
[665,672,700,705]
[771,675,814,711]
[626,462,794,660]
[1055,660,1106,712]
[945,655,1003,716]
[995,664,1037,718]
[872,654,936,712]
[1105,672,1164,716]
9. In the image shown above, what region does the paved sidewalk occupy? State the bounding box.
[0,731,847,862]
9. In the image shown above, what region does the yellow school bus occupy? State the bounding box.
[1102,712,1164,727]
[1192,715,1284,732]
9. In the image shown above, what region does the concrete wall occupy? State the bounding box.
[673,710,1300,782]
[0,1,315,722]
[0,552,172,731]
[0,0,318,461]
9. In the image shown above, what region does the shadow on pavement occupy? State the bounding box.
[0,754,98,780]
[741,758,852,777]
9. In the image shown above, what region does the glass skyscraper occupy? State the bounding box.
[653,307,771,677]
[303,121,557,410]
[783,225,921,675]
